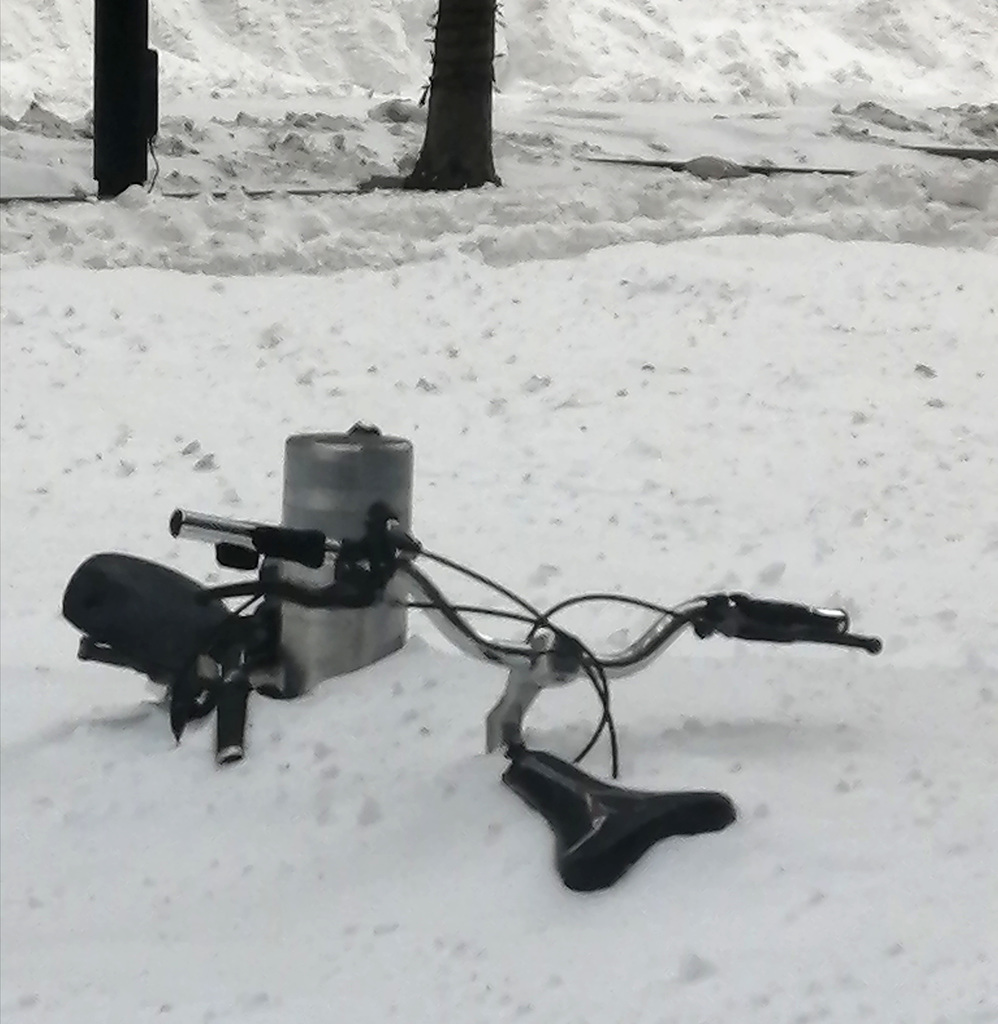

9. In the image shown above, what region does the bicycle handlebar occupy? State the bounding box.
[170,509,336,569]
[175,506,882,672]
[201,570,881,667]
[167,503,883,770]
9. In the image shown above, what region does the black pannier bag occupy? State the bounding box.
[62,552,230,680]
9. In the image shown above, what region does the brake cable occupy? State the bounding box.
[171,506,881,772]
[410,549,623,775]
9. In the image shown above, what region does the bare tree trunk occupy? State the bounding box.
[405,0,501,191]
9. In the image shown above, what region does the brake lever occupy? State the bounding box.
[809,631,883,654]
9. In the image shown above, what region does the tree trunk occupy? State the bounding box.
[405,0,501,191]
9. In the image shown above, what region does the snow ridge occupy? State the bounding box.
[2,0,997,118]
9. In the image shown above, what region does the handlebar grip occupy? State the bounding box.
[697,593,881,653]
[249,525,328,569]
[729,595,850,634]
[170,510,329,569]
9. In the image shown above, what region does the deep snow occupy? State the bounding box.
[2,0,997,118]
[1,1,997,1022]
[2,237,996,1023]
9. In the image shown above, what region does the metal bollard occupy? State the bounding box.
[275,424,413,695]
[93,0,159,197]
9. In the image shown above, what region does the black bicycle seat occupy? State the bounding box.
[63,552,230,679]
[502,746,736,892]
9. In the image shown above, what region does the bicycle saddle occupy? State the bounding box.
[62,553,230,679]
[502,746,737,892]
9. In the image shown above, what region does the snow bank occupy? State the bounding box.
[2,0,997,119]
[2,160,995,275]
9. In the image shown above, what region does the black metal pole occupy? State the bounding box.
[94,0,157,198]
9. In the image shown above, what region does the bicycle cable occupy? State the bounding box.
[417,548,620,775]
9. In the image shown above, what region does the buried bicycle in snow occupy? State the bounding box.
[63,501,881,892]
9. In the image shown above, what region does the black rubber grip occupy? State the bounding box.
[729,595,849,634]
[249,526,328,569]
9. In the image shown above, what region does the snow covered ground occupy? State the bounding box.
[1,1,997,1022]
[3,236,996,1023]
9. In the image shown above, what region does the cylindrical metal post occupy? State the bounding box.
[94,0,157,197]
[277,424,414,695]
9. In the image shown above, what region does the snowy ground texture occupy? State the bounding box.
[3,237,997,1024]
[2,96,997,272]
[2,1,998,1022]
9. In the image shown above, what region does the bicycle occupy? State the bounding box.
[62,501,882,891]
